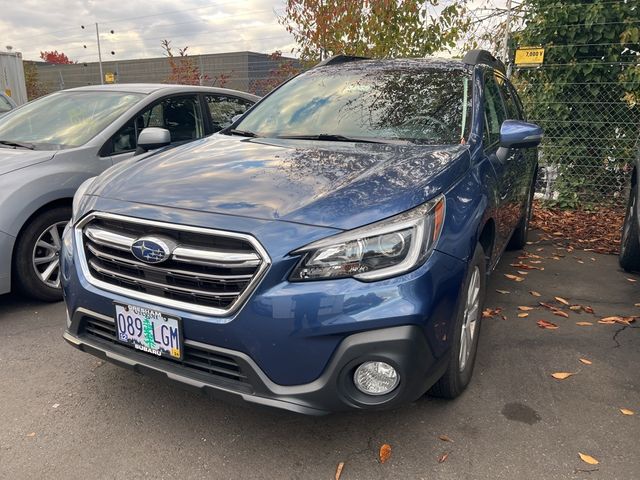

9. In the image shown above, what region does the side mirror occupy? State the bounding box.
[499,120,543,149]
[136,127,171,153]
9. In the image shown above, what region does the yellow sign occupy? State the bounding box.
[104,72,116,84]
[515,47,545,65]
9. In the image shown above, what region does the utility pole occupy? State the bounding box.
[502,0,513,77]
[96,22,104,84]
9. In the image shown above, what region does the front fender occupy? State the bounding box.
[436,158,499,263]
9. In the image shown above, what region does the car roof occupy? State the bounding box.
[315,57,471,73]
[63,83,259,100]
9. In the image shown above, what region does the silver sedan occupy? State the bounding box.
[0,84,258,300]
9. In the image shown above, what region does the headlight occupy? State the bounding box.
[290,195,445,281]
[71,176,97,224]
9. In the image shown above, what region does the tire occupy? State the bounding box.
[619,184,640,272]
[13,206,71,302]
[508,178,535,251]
[429,243,486,398]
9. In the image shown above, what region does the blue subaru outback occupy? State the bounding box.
[61,50,542,414]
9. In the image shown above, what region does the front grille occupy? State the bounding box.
[81,315,249,385]
[77,213,269,315]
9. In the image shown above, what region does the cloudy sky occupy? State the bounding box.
[1,0,507,62]
[2,0,296,61]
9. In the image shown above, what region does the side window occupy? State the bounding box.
[109,95,204,155]
[483,73,508,147]
[501,81,522,120]
[205,95,253,131]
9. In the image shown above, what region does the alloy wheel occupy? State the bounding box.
[459,266,481,372]
[32,221,67,289]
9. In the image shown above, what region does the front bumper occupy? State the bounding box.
[64,308,447,415]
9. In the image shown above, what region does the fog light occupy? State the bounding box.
[353,361,399,396]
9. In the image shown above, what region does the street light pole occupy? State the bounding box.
[95,22,104,84]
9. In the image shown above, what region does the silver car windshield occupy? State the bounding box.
[0,91,145,150]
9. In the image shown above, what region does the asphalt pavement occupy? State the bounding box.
[1,232,638,480]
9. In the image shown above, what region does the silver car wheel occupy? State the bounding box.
[459,266,481,372]
[32,221,67,289]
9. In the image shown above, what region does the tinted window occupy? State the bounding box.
[206,95,253,131]
[483,73,508,146]
[236,66,472,145]
[0,91,144,149]
[111,95,204,154]
[499,79,522,120]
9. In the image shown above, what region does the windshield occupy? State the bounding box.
[235,65,471,144]
[0,91,145,149]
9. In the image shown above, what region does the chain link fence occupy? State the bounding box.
[513,64,640,207]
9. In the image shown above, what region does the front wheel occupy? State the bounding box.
[13,206,71,302]
[429,243,486,398]
[619,184,640,272]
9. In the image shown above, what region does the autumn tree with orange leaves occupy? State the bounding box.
[280,0,471,62]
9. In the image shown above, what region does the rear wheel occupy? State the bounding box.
[619,184,640,272]
[429,243,486,398]
[13,206,71,302]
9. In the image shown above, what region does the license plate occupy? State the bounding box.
[114,303,183,360]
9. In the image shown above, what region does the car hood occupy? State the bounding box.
[0,148,56,176]
[92,134,469,230]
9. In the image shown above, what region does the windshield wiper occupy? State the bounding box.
[224,128,260,138]
[275,134,393,144]
[0,140,36,150]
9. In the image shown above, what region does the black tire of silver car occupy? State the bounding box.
[619,184,640,272]
[429,243,486,399]
[13,206,71,302]
[508,175,536,251]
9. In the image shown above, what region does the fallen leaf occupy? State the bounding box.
[555,296,570,305]
[578,453,599,465]
[579,358,592,365]
[496,289,510,294]
[620,408,635,416]
[26,432,36,437]
[518,313,529,318]
[438,435,453,443]
[569,305,582,311]
[530,291,542,297]
[379,444,392,464]
[505,274,525,282]
[634,303,640,307]
[482,307,503,318]
[518,306,535,311]
[539,302,556,310]
[582,306,595,314]
[551,372,574,380]
[627,278,637,283]
[577,260,584,264]
[600,316,623,324]
[517,271,529,275]
[537,320,558,329]
[575,322,593,326]
[554,311,570,318]
[335,462,345,480]
[438,452,449,463]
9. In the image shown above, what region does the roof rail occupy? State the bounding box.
[463,49,506,75]
[315,55,370,67]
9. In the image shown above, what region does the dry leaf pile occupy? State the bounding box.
[531,202,624,255]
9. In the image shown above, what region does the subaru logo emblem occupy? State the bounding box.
[131,237,172,264]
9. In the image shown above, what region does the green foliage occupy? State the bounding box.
[280,0,470,63]
[513,0,640,206]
